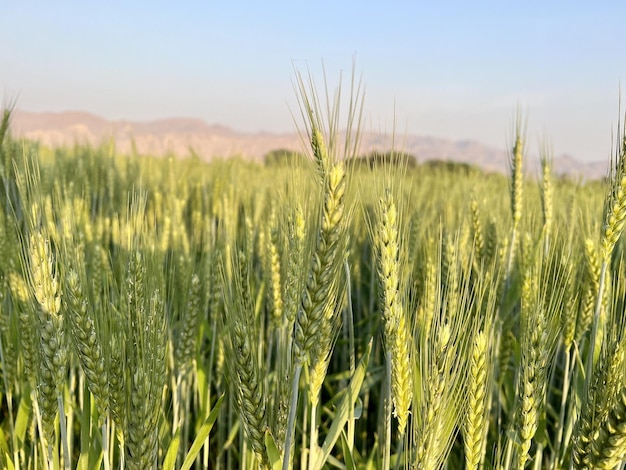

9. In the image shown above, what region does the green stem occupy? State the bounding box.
[585,261,608,395]
[533,444,543,470]
[102,420,110,470]
[393,438,404,470]
[344,259,355,449]
[554,347,572,468]
[58,394,70,470]
[47,443,54,470]
[308,401,318,470]
[0,338,19,470]
[171,358,181,436]
[382,354,391,470]
[283,363,302,470]
[118,433,125,470]
[207,317,218,469]
[31,390,49,470]
[503,225,518,300]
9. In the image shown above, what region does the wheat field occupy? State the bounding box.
[1,75,626,470]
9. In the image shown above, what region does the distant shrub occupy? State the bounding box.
[264,148,307,166]
[421,159,482,175]
[348,151,418,169]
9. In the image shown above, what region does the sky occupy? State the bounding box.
[1,1,626,162]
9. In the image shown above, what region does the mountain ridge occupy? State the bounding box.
[8,109,610,179]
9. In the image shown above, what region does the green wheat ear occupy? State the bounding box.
[463,330,489,470]
[65,269,109,425]
[573,339,625,467]
[223,251,269,466]
[510,133,524,230]
[376,189,412,435]
[601,133,626,262]
[28,231,68,441]
[292,161,347,369]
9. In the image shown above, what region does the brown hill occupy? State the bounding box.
[8,110,610,180]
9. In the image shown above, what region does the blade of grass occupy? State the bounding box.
[314,338,372,470]
[341,431,356,470]
[162,432,180,470]
[180,394,224,470]
[77,385,90,470]
[3,452,15,470]
[265,430,283,470]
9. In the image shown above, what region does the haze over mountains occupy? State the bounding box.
[9,110,610,180]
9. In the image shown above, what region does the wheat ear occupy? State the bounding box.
[516,264,548,469]
[415,323,454,470]
[293,161,346,371]
[125,288,167,470]
[586,131,626,403]
[464,330,489,470]
[223,252,268,466]
[65,269,109,424]
[539,150,553,255]
[572,340,625,467]
[376,189,412,435]
[28,233,66,439]
[590,386,626,468]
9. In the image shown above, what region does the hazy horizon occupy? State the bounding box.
[2,1,626,162]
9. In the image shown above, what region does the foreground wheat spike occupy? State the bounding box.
[306,162,348,409]
[442,236,459,317]
[576,238,601,341]
[176,272,202,377]
[65,269,109,425]
[285,109,351,470]
[224,252,268,466]
[586,133,626,410]
[463,330,489,470]
[311,127,330,177]
[560,255,577,352]
[601,135,626,262]
[125,290,166,470]
[516,264,548,469]
[108,322,127,437]
[415,322,454,470]
[504,129,524,292]
[0,293,18,393]
[283,204,305,328]
[375,189,412,435]
[510,133,524,230]
[9,272,36,380]
[572,340,625,467]
[28,231,67,442]
[419,250,437,337]
[292,161,346,369]
[470,197,485,263]
[590,386,626,468]
[231,318,268,465]
[540,154,553,240]
[266,216,284,327]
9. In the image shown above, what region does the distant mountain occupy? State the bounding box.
[8,110,610,180]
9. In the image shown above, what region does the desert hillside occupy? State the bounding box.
[9,110,609,179]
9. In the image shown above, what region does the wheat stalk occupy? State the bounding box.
[573,339,625,468]
[375,189,412,436]
[590,386,626,469]
[464,329,489,470]
[540,149,554,235]
[292,161,346,370]
[223,251,269,467]
[125,288,166,470]
[28,233,66,437]
[65,269,109,425]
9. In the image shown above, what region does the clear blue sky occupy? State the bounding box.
[2,1,625,162]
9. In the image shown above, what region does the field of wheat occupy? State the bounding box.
[1,76,626,470]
